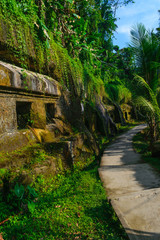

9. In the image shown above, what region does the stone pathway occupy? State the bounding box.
[99,125,160,240]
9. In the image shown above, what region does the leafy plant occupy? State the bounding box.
[4,183,38,211]
[27,201,36,214]
[14,183,25,200]
[27,185,37,197]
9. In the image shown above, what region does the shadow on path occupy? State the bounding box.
[126,228,160,240]
[99,124,160,240]
[100,124,160,191]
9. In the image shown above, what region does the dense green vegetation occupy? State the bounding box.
[0,123,138,239]
[0,0,136,135]
[0,1,159,129]
[1,0,159,140]
[0,0,160,239]
[129,23,160,150]
[0,157,128,240]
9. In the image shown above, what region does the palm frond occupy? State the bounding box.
[104,79,131,104]
[133,75,151,91]
[130,23,160,91]
[134,96,155,114]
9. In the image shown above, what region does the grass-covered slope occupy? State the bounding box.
[0,160,128,240]
[0,124,138,239]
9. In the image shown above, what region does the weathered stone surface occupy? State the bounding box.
[0,97,17,134]
[0,61,60,135]
[31,101,46,129]
[0,61,61,95]
[18,171,33,186]
[0,92,57,134]
[28,128,56,143]
[0,130,35,153]
[121,103,132,121]
[0,60,99,182]
[0,64,12,86]
[52,118,72,136]
[44,142,73,169]
[84,103,97,133]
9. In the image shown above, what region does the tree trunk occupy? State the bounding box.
[148,116,157,152]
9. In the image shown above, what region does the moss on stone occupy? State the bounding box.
[0,5,84,95]
[31,101,46,129]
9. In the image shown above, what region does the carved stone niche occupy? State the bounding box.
[0,60,61,152]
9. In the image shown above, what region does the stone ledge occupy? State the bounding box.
[0,61,61,96]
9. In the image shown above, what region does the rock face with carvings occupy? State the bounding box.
[0,60,99,180]
[0,61,60,135]
[0,61,60,95]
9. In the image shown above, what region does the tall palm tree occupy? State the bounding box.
[129,23,160,148]
[130,23,160,93]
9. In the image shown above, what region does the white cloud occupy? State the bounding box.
[113,0,160,48]
[118,24,131,35]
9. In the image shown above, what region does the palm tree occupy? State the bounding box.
[129,23,160,149]
[130,23,160,93]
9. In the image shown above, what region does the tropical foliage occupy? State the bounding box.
[0,1,160,138]
[1,2,160,240]
[129,23,160,148]
[0,0,136,136]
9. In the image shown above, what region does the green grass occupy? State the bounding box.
[0,123,139,240]
[0,160,128,240]
[133,131,160,171]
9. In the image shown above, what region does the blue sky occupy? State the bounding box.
[113,0,160,49]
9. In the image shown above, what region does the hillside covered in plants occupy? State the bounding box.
[0,0,137,134]
[0,1,160,136]
[0,0,160,239]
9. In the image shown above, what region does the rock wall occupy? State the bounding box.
[0,61,60,95]
[0,61,60,149]
[0,61,99,184]
[0,16,37,70]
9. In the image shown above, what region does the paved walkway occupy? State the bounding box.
[99,125,160,240]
